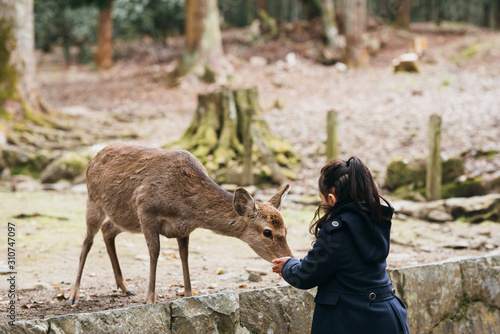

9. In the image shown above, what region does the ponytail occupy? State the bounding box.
[309,156,392,239]
[346,157,392,224]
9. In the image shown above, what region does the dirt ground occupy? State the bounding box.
[1,22,500,323]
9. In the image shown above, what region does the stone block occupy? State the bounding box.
[170,292,239,334]
[47,303,170,334]
[0,320,49,334]
[460,256,500,308]
[389,261,462,334]
[239,285,315,334]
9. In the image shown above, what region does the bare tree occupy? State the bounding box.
[317,0,340,48]
[0,0,52,126]
[344,0,367,67]
[174,0,224,82]
[395,0,412,29]
[96,0,114,69]
[257,0,268,15]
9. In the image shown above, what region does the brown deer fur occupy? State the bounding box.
[69,143,293,305]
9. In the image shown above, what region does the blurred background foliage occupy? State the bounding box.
[34,0,499,64]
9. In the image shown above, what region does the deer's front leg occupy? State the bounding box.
[177,236,193,297]
[142,222,161,304]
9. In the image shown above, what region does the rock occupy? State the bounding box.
[427,209,453,222]
[47,303,170,334]
[393,194,500,222]
[442,177,487,199]
[0,319,49,333]
[461,257,500,307]
[384,158,413,190]
[431,302,500,334]
[393,53,420,73]
[42,180,71,191]
[469,239,487,250]
[389,260,463,333]
[239,286,315,334]
[248,272,262,283]
[443,240,469,249]
[15,179,43,192]
[442,157,465,183]
[1,145,30,167]
[170,292,239,333]
[394,199,447,220]
[71,183,88,194]
[218,271,250,283]
[0,264,14,274]
[249,56,267,67]
[40,151,90,183]
[445,194,500,220]
[244,268,268,276]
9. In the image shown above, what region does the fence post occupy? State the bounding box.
[241,108,254,186]
[327,110,339,161]
[426,114,442,201]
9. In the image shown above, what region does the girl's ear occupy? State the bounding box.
[327,193,337,206]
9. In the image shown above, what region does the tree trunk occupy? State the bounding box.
[317,0,339,48]
[335,0,346,35]
[174,0,224,82]
[344,0,367,67]
[394,0,412,29]
[96,0,114,69]
[0,0,52,126]
[498,0,500,28]
[165,87,300,185]
[257,0,267,15]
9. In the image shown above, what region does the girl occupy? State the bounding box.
[272,157,410,334]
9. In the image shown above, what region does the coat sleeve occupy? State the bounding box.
[281,226,342,290]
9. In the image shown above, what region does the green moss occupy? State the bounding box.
[441,177,486,199]
[452,296,470,322]
[0,19,18,118]
[384,158,413,190]
[10,163,40,178]
[40,151,90,183]
[460,43,484,60]
[442,157,465,183]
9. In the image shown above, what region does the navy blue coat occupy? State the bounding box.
[281,202,410,334]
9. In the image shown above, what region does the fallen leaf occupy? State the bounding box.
[238,284,247,288]
[56,290,67,300]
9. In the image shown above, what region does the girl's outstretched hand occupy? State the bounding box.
[272,257,291,277]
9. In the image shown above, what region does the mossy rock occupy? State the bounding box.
[40,151,91,183]
[442,158,465,183]
[384,158,414,190]
[441,177,487,199]
[385,156,464,191]
[1,145,40,177]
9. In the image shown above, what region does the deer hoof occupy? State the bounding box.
[126,290,136,296]
[67,298,79,306]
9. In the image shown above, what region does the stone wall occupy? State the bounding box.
[2,253,500,334]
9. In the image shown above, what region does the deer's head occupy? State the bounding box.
[233,184,294,262]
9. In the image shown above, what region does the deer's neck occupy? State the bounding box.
[193,188,247,238]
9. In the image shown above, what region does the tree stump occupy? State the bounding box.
[165,87,300,185]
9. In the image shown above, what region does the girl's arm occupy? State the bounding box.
[276,227,342,289]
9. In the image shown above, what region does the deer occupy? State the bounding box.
[68,143,294,305]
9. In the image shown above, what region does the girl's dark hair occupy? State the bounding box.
[309,157,393,239]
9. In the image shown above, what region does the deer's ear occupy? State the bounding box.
[268,184,291,211]
[234,188,256,217]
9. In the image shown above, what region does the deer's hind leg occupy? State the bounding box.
[101,220,136,296]
[69,200,106,305]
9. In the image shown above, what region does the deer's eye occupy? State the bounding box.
[263,229,273,238]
